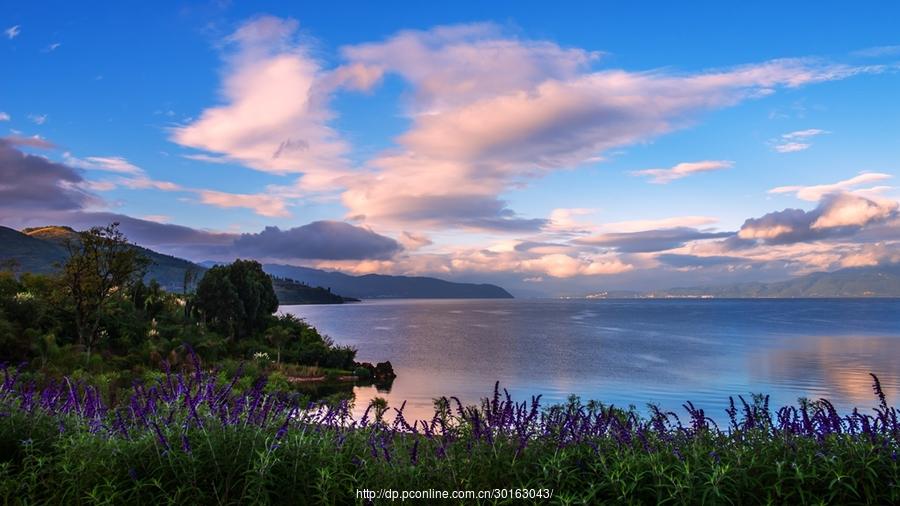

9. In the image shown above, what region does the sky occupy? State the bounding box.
[2,1,900,296]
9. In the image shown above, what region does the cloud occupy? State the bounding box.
[601,216,719,233]
[2,135,55,149]
[520,253,633,277]
[811,193,897,229]
[736,193,898,244]
[0,138,94,212]
[65,154,143,175]
[28,114,47,125]
[545,208,598,234]
[63,151,304,218]
[0,112,9,121]
[344,184,547,231]
[631,160,733,184]
[338,23,880,230]
[171,15,351,192]
[0,137,403,264]
[44,42,61,52]
[773,142,811,153]
[514,241,573,255]
[197,190,290,218]
[656,253,748,268]
[398,231,432,250]
[575,227,732,252]
[63,153,184,193]
[782,128,829,139]
[232,221,402,260]
[55,212,237,257]
[853,45,900,58]
[341,23,598,111]
[4,26,20,40]
[769,172,893,201]
[772,128,829,153]
[142,215,171,223]
[174,18,888,233]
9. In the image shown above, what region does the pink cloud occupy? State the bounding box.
[197,190,290,218]
[771,128,830,153]
[769,172,893,201]
[632,160,733,184]
[337,25,882,230]
[171,16,351,191]
[173,18,890,235]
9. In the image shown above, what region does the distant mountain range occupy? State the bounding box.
[0,225,514,301]
[257,263,514,299]
[585,263,900,299]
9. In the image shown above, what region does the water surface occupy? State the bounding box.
[281,299,900,422]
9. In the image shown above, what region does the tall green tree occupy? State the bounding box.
[194,259,278,339]
[61,223,148,356]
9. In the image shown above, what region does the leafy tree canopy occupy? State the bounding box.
[194,259,278,339]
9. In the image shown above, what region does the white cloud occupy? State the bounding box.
[0,112,9,121]
[64,153,184,194]
[4,25,20,40]
[28,114,47,125]
[782,128,829,139]
[774,142,811,153]
[631,160,733,184]
[65,154,143,175]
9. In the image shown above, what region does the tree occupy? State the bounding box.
[61,223,148,356]
[265,325,291,364]
[194,260,278,339]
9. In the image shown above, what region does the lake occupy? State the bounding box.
[280,298,900,422]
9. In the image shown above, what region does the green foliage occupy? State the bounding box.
[0,405,898,504]
[194,260,278,339]
[0,239,361,401]
[60,223,149,354]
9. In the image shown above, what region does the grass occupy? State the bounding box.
[1,358,898,505]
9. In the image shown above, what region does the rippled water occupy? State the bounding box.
[281,298,900,422]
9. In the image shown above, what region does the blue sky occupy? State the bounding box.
[2,1,899,295]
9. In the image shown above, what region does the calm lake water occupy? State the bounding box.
[280,298,900,422]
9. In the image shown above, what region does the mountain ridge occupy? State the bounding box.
[583,263,900,298]
[254,263,514,299]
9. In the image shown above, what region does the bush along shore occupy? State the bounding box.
[1,355,899,505]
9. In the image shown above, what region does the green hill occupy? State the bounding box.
[0,226,69,274]
[18,225,204,293]
[271,276,359,305]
